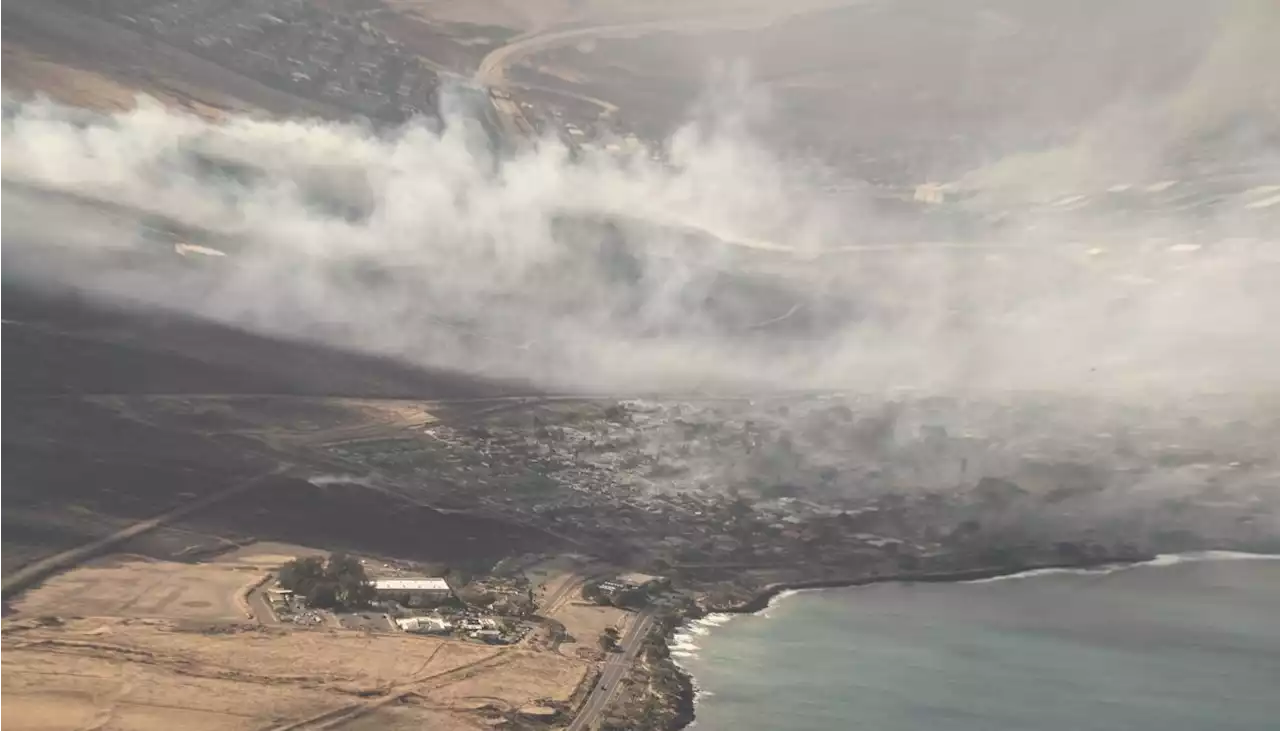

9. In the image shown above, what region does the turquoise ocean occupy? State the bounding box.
[672,553,1280,731]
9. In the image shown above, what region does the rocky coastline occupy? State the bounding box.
[651,552,1156,731]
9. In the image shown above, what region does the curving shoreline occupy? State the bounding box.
[708,555,1153,616]
[659,554,1156,731]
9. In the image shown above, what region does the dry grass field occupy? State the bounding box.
[552,600,631,661]
[9,555,265,623]
[2,550,590,731]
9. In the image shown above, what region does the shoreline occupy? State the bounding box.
[660,553,1156,731]
[708,555,1153,617]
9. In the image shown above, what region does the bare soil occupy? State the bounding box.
[10,555,264,623]
[3,552,588,731]
[1,616,500,730]
[551,600,630,661]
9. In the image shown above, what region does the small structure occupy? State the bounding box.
[470,628,506,644]
[913,183,950,204]
[265,587,293,604]
[594,573,669,603]
[373,578,451,604]
[458,617,499,631]
[617,573,668,591]
[396,616,452,634]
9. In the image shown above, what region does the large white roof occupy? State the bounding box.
[373,578,450,591]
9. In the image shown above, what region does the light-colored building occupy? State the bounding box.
[265,587,294,605]
[373,578,452,604]
[470,628,506,644]
[395,616,451,634]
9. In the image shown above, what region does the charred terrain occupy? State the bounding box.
[5,1,1280,730]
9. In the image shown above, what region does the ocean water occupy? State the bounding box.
[673,553,1280,731]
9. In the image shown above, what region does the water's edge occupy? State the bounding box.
[659,550,1280,730]
[660,554,1154,731]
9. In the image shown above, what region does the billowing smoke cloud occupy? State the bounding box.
[2,69,1277,401]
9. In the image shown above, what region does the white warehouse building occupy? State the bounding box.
[373,578,452,604]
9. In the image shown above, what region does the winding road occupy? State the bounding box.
[472,13,772,142]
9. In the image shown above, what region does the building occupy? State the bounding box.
[470,628,506,644]
[373,578,452,605]
[595,573,670,602]
[615,572,669,593]
[913,183,950,204]
[395,616,451,634]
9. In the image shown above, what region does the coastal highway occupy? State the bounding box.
[567,610,655,731]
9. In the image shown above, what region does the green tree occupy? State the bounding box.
[326,552,375,606]
[276,553,373,609]
[278,556,327,598]
[307,582,338,608]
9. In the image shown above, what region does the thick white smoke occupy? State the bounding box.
[2,86,1277,399]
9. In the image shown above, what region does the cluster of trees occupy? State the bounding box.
[598,626,620,653]
[277,553,374,609]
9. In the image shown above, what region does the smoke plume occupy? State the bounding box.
[2,35,1277,401]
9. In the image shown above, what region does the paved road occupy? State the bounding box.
[245,580,282,626]
[472,14,770,143]
[566,610,655,731]
[2,466,284,599]
[473,15,772,89]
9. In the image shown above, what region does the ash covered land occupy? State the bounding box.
[3,1,1280,730]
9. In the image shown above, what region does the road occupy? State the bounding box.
[1,466,285,599]
[540,572,591,615]
[245,579,283,626]
[472,13,771,143]
[474,14,773,89]
[566,610,655,731]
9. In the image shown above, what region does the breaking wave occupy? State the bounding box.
[670,613,738,663]
[964,550,1280,583]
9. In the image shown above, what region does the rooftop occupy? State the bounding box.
[373,578,450,592]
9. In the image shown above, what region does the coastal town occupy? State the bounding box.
[6,384,1274,730]
[5,0,1280,729]
[60,0,447,122]
[12,0,646,147]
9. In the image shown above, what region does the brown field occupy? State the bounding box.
[89,396,440,445]
[430,650,588,708]
[9,555,266,623]
[3,552,590,731]
[328,703,490,731]
[2,615,587,731]
[551,600,630,660]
